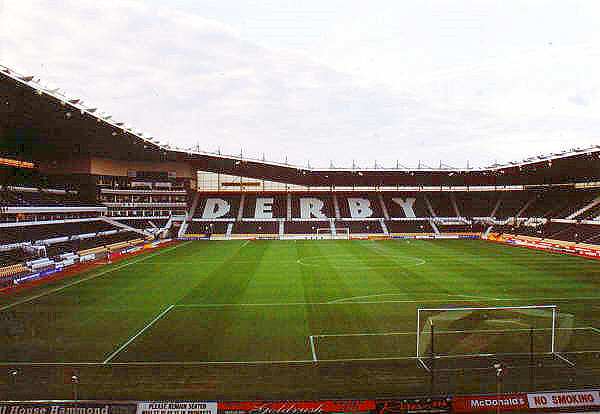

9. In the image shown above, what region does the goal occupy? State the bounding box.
[316,227,350,240]
[416,305,575,370]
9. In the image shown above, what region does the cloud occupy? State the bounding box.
[1,0,599,168]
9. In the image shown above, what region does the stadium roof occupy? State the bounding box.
[2,63,600,187]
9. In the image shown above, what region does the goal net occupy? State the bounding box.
[316,227,350,240]
[416,305,575,366]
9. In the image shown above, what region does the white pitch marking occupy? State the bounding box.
[0,242,192,312]
[554,352,576,367]
[417,358,431,372]
[1,349,599,366]
[135,259,419,266]
[328,292,492,304]
[314,331,414,338]
[175,299,453,307]
[309,336,317,362]
[328,293,412,303]
[367,242,428,267]
[296,254,426,268]
[174,296,600,308]
[103,304,175,364]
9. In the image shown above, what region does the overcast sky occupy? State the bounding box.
[1,0,599,169]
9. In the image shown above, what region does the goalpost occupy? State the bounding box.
[416,304,575,370]
[316,227,350,240]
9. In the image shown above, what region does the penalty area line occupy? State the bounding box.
[103,304,175,364]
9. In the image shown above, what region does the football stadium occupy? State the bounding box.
[1,61,600,405]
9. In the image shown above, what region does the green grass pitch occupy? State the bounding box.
[2,238,600,369]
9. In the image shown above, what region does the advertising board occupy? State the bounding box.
[452,394,528,413]
[0,402,136,414]
[377,399,450,414]
[137,402,217,414]
[527,390,600,409]
[218,401,375,414]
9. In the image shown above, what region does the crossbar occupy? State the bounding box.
[418,305,557,312]
[416,304,559,362]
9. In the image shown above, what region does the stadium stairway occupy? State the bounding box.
[483,225,494,238]
[237,194,246,221]
[101,217,152,237]
[378,193,390,220]
[158,214,183,238]
[423,194,436,217]
[379,218,389,235]
[515,195,537,218]
[178,219,190,238]
[329,219,337,236]
[566,195,600,219]
[179,192,200,237]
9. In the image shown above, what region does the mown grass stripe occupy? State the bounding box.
[103,304,175,364]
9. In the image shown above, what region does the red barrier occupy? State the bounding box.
[486,235,600,262]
